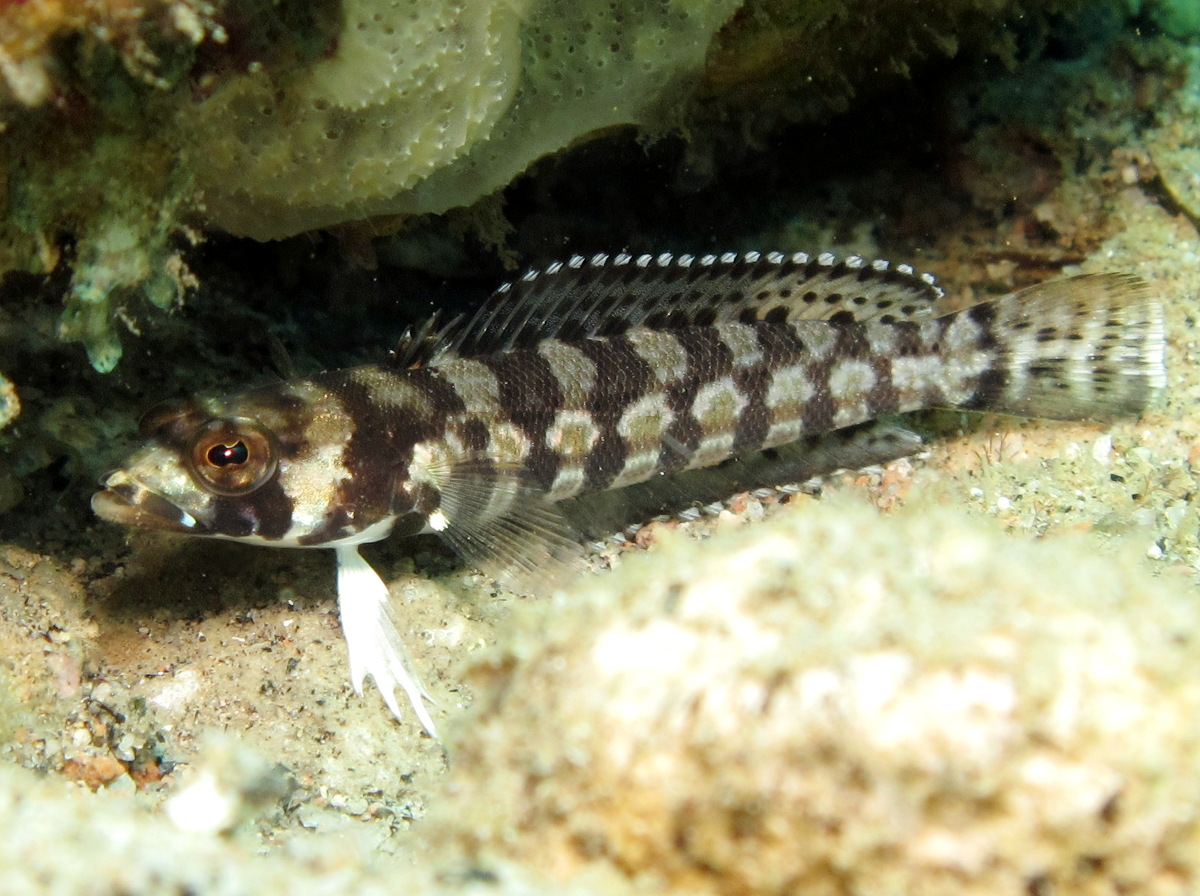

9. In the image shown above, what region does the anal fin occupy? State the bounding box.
[559,421,925,544]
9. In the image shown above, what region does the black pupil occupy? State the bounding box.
[208,441,249,467]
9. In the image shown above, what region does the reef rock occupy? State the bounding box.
[430,498,1200,895]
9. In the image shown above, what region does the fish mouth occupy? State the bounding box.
[91,471,202,534]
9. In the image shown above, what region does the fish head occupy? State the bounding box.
[92,380,389,546]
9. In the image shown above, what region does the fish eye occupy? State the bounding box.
[207,441,249,466]
[187,418,278,496]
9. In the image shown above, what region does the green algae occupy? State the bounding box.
[1148,0,1200,40]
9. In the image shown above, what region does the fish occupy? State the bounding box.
[92,250,1167,735]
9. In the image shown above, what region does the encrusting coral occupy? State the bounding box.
[0,0,335,371]
[1,0,219,372]
[428,498,1200,895]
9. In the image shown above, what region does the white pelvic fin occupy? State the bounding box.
[334,546,439,737]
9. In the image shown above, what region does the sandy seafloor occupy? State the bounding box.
[3,16,1200,896]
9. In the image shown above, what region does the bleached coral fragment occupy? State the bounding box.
[57,207,192,372]
[0,47,51,107]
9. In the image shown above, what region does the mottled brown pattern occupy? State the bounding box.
[211,478,294,539]
[730,364,772,453]
[95,255,1164,581]
[574,335,653,491]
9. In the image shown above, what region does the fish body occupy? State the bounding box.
[93,251,1167,734]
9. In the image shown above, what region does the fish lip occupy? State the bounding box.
[91,474,202,534]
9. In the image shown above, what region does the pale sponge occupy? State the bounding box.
[186,0,743,239]
[431,498,1200,894]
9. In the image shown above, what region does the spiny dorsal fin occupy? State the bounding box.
[388,310,464,369]
[432,251,947,361]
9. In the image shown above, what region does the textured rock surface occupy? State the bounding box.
[3,500,1200,895]
[429,500,1200,894]
[1147,48,1200,223]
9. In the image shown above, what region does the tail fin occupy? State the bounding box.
[956,273,1165,421]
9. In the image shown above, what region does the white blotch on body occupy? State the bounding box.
[828,360,876,400]
[546,409,601,457]
[547,464,588,500]
[538,339,597,406]
[766,364,816,409]
[692,376,745,424]
[715,322,764,368]
[627,329,688,385]
[617,392,674,445]
[432,359,502,412]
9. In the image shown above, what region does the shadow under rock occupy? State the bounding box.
[90,534,336,625]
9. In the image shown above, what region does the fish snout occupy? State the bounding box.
[91,472,200,533]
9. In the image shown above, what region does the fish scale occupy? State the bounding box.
[92,251,1166,736]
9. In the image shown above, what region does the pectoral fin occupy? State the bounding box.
[425,458,584,595]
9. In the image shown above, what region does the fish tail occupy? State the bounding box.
[953,273,1166,421]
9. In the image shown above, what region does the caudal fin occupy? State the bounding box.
[958,273,1165,421]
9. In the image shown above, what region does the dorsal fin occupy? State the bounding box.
[432,251,947,362]
[387,310,464,369]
